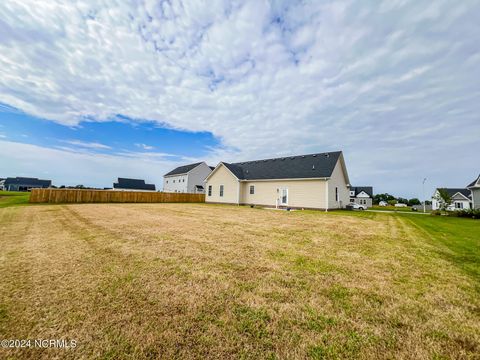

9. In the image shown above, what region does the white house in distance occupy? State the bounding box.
[163,162,213,193]
[205,151,350,210]
[432,188,472,210]
[467,174,480,209]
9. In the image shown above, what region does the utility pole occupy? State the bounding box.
[422,177,427,213]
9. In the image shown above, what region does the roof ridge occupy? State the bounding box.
[231,151,342,165]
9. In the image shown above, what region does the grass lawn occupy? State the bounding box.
[0,204,478,359]
[0,190,30,208]
[370,205,415,212]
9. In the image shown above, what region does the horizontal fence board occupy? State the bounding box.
[29,189,205,204]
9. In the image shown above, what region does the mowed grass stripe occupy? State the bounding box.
[0,204,478,359]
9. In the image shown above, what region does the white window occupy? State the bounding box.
[455,202,463,209]
[166,180,168,184]
[335,187,339,202]
[250,185,255,195]
[183,179,185,182]
[350,198,355,203]
[173,180,175,183]
[220,185,224,197]
[208,185,212,196]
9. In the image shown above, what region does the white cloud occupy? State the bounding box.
[0,140,191,188]
[0,0,479,196]
[0,134,6,138]
[62,140,111,150]
[135,143,155,150]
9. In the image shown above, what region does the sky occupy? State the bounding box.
[0,0,479,198]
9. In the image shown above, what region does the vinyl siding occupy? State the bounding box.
[163,174,188,193]
[472,188,480,209]
[205,165,239,203]
[186,163,212,193]
[351,198,373,207]
[239,179,327,209]
[328,160,349,209]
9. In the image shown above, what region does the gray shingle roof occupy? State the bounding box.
[350,186,373,197]
[467,175,479,188]
[164,162,203,177]
[4,177,51,187]
[220,151,343,180]
[113,178,156,191]
[439,188,471,199]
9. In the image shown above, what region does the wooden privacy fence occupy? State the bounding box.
[30,188,205,204]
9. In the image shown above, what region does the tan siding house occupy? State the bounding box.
[205,165,239,204]
[205,151,350,210]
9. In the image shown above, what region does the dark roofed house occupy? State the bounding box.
[113,178,156,191]
[205,151,351,210]
[349,186,374,208]
[163,162,212,193]
[3,177,52,191]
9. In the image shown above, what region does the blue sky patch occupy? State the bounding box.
[0,104,219,160]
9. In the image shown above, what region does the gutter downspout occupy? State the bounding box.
[325,180,329,212]
[237,180,241,206]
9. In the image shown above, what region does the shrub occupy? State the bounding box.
[437,209,480,219]
[453,209,480,219]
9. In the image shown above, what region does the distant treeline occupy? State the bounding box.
[374,193,430,206]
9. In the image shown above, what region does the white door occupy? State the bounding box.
[280,188,288,205]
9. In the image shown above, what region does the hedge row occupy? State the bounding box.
[431,209,480,219]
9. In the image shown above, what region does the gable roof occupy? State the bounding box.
[4,177,51,187]
[113,178,156,191]
[467,174,480,188]
[210,151,344,181]
[350,186,373,197]
[164,162,204,177]
[437,188,471,199]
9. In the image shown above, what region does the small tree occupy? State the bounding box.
[435,188,452,213]
[408,198,421,206]
[374,193,396,204]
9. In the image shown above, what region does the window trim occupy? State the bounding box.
[249,185,255,195]
[219,185,224,197]
[208,185,212,196]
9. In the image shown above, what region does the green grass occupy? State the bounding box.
[0,203,479,359]
[370,205,414,211]
[401,213,480,282]
[0,191,30,208]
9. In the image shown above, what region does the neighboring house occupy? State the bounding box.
[205,151,350,210]
[3,177,52,191]
[163,162,212,193]
[0,178,5,191]
[467,174,480,209]
[349,186,373,208]
[378,201,388,206]
[432,188,472,210]
[113,178,156,191]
